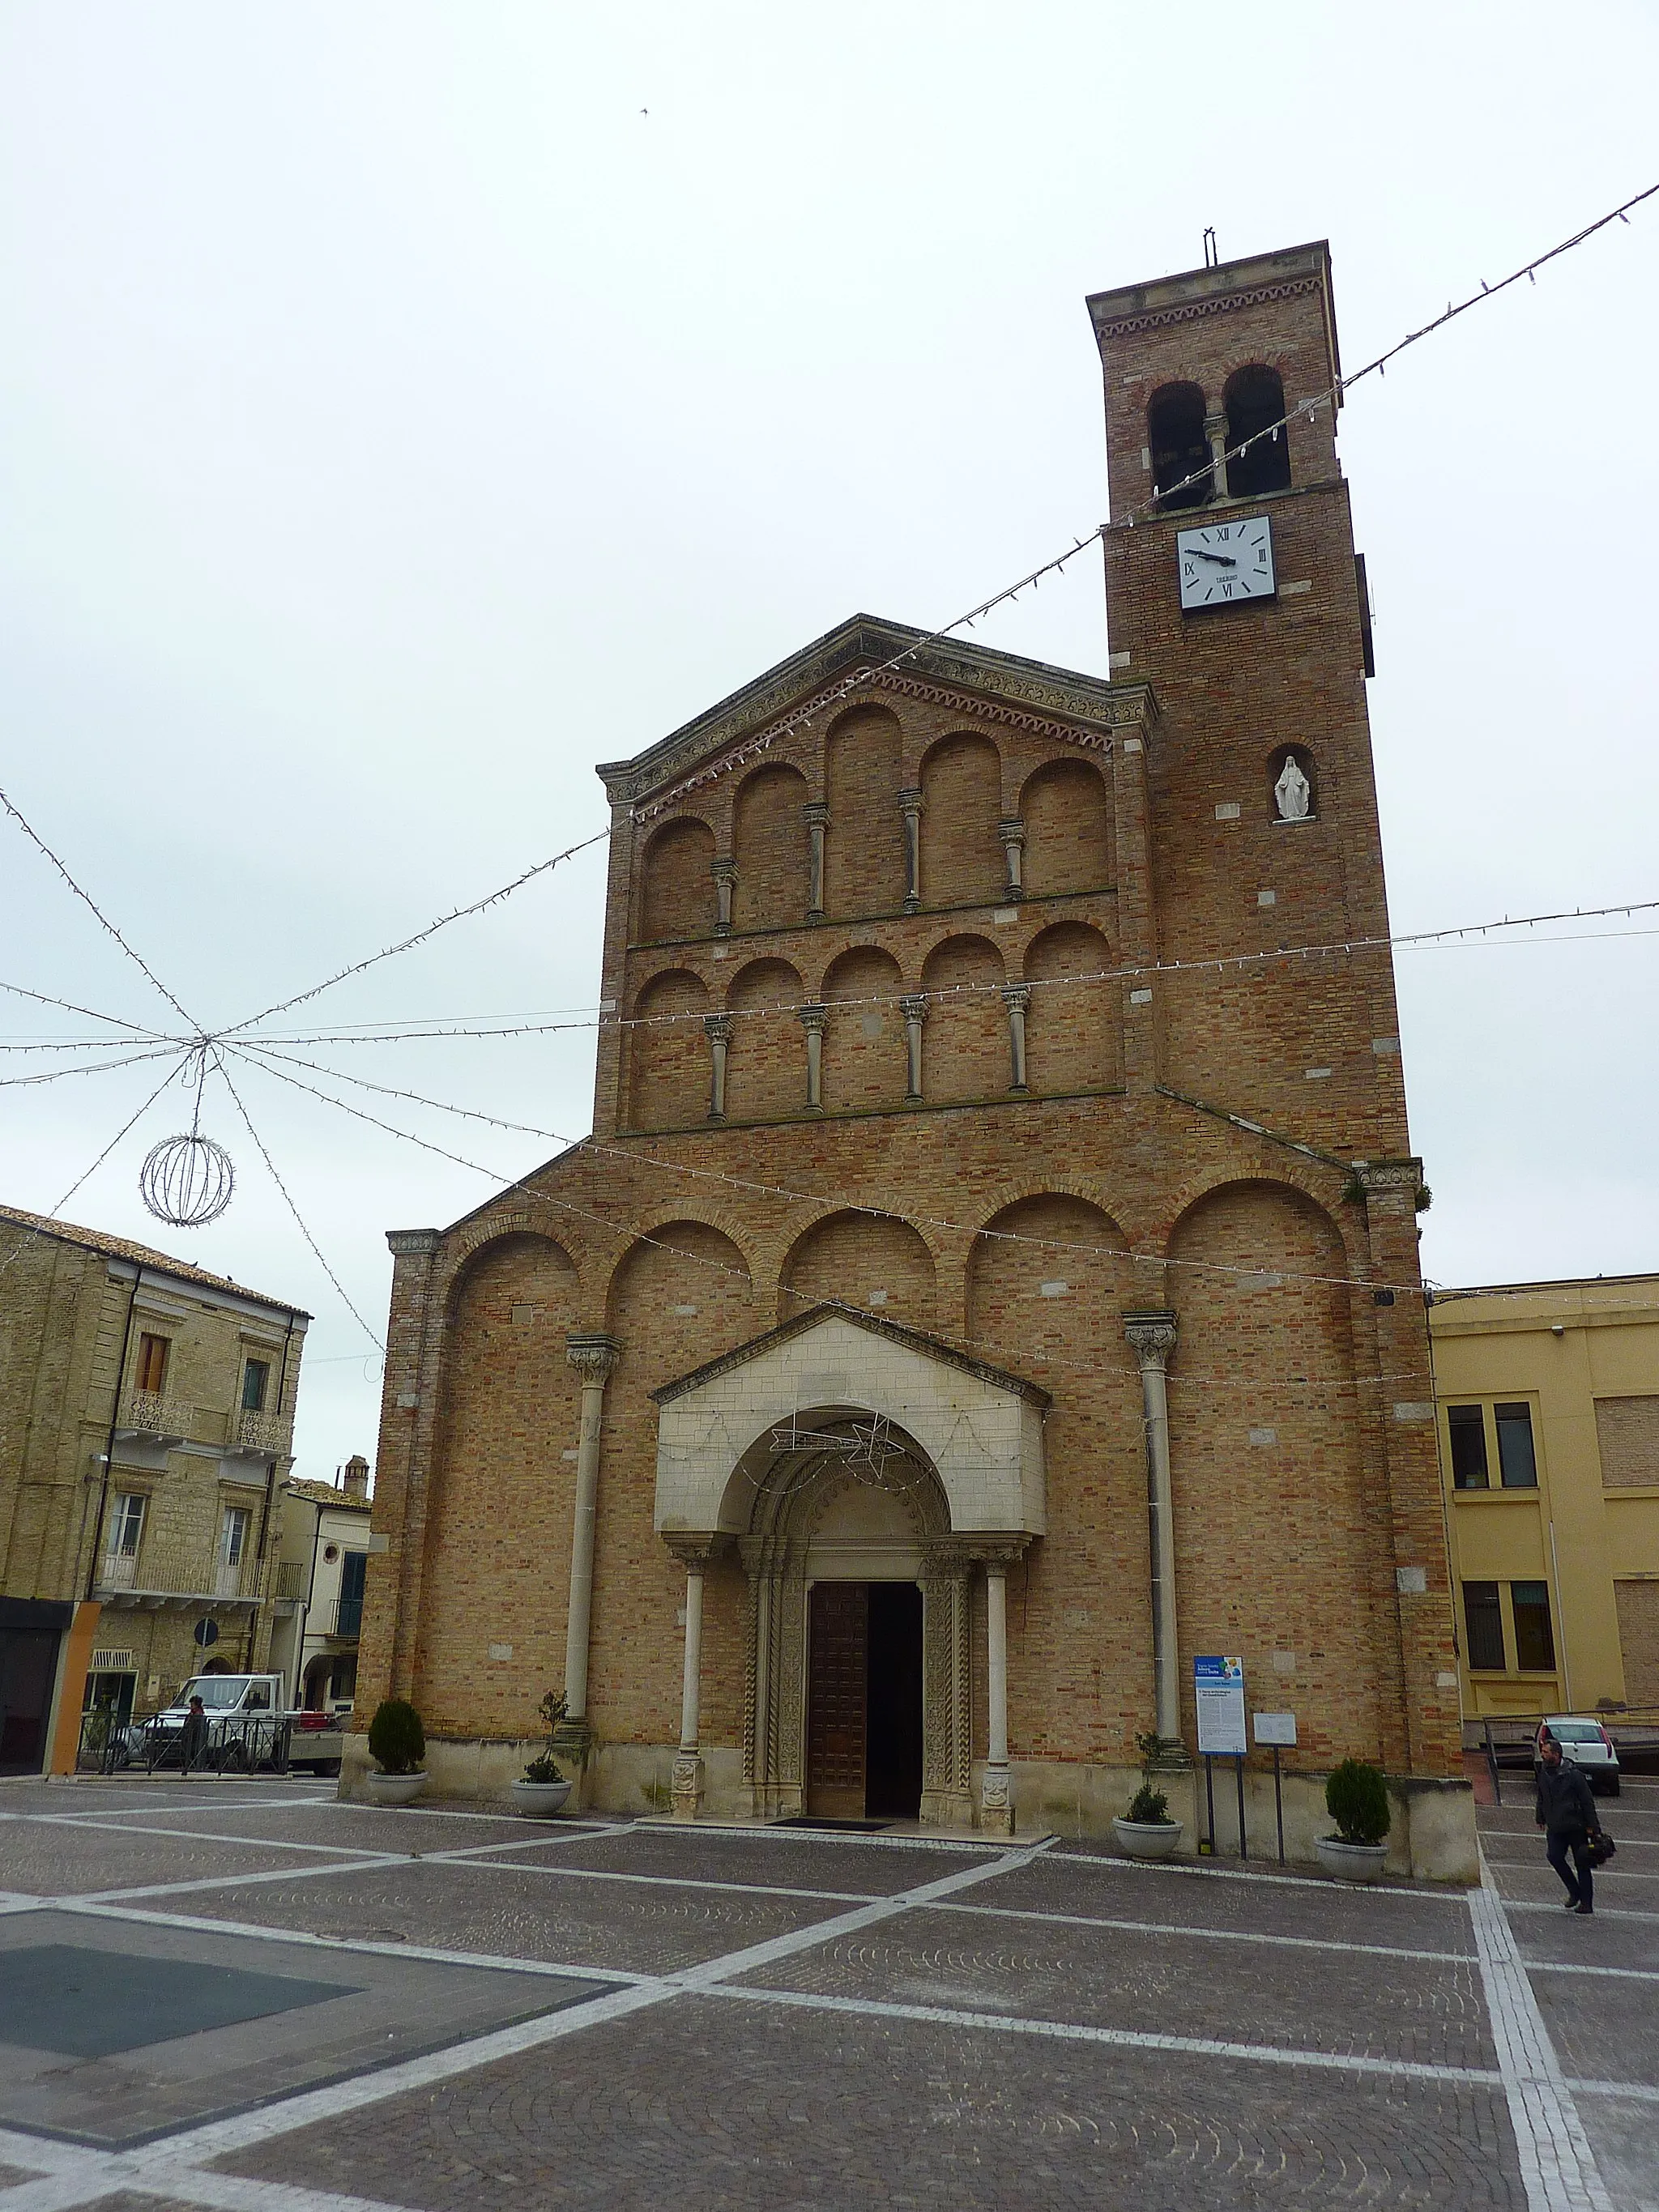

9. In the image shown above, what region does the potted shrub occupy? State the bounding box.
[1316,1758,1391,1881]
[510,1690,574,1817]
[365,1698,428,1805]
[1113,1733,1183,1860]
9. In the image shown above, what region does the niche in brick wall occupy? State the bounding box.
[821,944,906,1114]
[778,1209,936,1332]
[628,968,710,1130]
[1166,1180,1377,1764]
[604,1220,756,1385]
[1021,757,1112,895]
[826,706,906,918]
[920,934,1006,1102]
[723,957,805,1122]
[920,734,1004,907]
[1024,922,1120,1094]
[418,1232,581,1734]
[733,762,810,931]
[640,816,716,941]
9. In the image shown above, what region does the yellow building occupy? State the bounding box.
[1431,1275,1659,1720]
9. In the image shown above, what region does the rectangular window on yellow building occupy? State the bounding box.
[1448,1405,1489,1488]
[1495,1404,1538,1489]
[1512,1580,1555,1671]
[1463,1581,1505,1670]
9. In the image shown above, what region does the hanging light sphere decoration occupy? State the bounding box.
[139,1132,236,1228]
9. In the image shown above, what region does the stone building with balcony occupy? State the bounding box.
[0,1202,308,1771]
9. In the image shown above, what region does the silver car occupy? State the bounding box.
[1535,1716,1622,1796]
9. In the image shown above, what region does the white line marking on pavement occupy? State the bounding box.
[700,1980,1506,2086]
[929,1896,1473,1963]
[1056,1848,1472,1899]
[1469,1859,1614,2212]
[1506,1899,1659,1923]
[6,1817,406,1860]
[457,1857,875,1905]
[1566,2078,1659,2105]
[60,1858,408,1905]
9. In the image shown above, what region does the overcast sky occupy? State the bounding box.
[3,3,1657,1486]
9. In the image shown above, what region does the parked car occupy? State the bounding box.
[1534,1715,1621,1796]
[143,1673,342,1776]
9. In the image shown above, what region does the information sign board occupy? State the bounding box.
[1253,1711,1297,1748]
[1194,1655,1247,1755]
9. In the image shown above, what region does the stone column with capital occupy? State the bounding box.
[704,1014,731,1120]
[799,1002,828,1109]
[998,817,1026,897]
[667,1536,717,1819]
[1204,407,1228,500]
[982,1561,1013,1835]
[900,995,928,1100]
[1002,984,1030,1091]
[1125,1311,1185,1757]
[711,856,737,935]
[803,803,829,921]
[898,788,923,911]
[561,1334,620,1754]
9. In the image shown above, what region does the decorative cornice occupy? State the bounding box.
[650,1300,1051,1410]
[1354,1158,1424,1192]
[386,1229,442,1256]
[1091,274,1323,346]
[600,617,1156,825]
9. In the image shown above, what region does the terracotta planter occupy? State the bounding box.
[510,1777,572,1817]
[1316,1835,1388,1882]
[365,1770,429,1807]
[1112,1816,1184,1861]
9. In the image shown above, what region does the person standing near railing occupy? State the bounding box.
[179,1694,208,1777]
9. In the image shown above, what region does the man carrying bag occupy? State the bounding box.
[1535,1733,1602,1916]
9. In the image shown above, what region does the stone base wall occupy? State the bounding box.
[337,1733,1478,1881]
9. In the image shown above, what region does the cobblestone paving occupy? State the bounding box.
[0,1776,1654,2210]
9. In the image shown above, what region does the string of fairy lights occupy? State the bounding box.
[3,183,1658,1371]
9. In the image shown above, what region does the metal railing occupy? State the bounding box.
[119,1389,196,1438]
[1475,1710,1659,1805]
[94,1541,263,1602]
[77,1708,293,1776]
[236,1407,292,1454]
[273,1558,308,1600]
[331,1594,364,1638]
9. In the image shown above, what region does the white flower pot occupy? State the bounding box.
[510,1777,572,1817]
[1112,1816,1184,1860]
[1316,1835,1388,1882]
[365,1770,429,1807]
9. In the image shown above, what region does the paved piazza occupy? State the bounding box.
[1,1778,1656,2210]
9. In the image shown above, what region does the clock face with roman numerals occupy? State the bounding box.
[1176,514,1275,610]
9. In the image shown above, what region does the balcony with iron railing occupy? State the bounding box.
[95,1541,264,1605]
[234,1405,294,1455]
[329,1593,365,1639]
[273,1558,309,1600]
[116,1390,199,1444]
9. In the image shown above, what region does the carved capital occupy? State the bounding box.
[1001,984,1032,1013]
[799,1001,830,1035]
[704,1013,733,1044]
[386,1229,442,1256]
[1354,1157,1423,1193]
[997,816,1026,850]
[664,1532,723,1568]
[565,1332,621,1385]
[899,994,929,1026]
[710,855,738,884]
[898,786,923,816]
[802,801,830,827]
[1124,1309,1179,1366]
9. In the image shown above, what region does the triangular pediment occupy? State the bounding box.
[597,613,1155,816]
[651,1302,1049,1410]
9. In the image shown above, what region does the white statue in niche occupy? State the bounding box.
[1273,755,1312,822]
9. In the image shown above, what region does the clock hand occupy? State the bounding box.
[1186,548,1237,567]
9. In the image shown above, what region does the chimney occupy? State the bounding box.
[342,1455,370,1501]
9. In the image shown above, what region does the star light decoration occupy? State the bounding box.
[768,1411,913,1490]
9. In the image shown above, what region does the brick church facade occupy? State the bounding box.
[352,241,1475,1875]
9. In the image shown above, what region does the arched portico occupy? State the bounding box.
[651,1307,1046,1832]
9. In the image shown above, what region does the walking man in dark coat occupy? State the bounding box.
[1536,1733,1599,1915]
[180,1694,209,1776]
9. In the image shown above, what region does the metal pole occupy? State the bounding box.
[1485,1716,1501,1807]
[1204,1754,1215,1854]
[1273,1745,1285,1865]
[1235,1754,1248,1861]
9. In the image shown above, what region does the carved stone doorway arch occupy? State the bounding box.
[735,1411,975,1826]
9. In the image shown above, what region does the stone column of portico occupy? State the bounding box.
[982,1560,1013,1835]
[900,995,928,1099]
[705,1014,731,1120]
[804,803,829,921]
[998,817,1026,897]
[899,789,923,911]
[1125,1311,1185,1758]
[800,1003,828,1109]
[668,1537,715,1819]
[1002,984,1030,1091]
[561,1335,620,1762]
